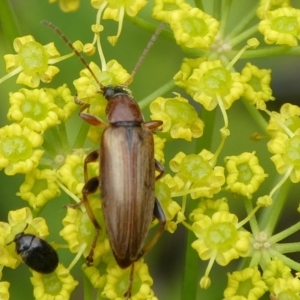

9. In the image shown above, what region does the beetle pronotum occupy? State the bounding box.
[42,20,166,298]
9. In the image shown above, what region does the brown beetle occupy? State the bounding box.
[42,21,166,298]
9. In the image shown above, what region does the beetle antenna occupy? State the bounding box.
[125,22,166,86]
[41,20,104,90]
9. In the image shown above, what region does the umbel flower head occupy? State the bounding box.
[3,35,60,87]
[174,58,244,111]
[258,7,300,46]
[0,124,44,175]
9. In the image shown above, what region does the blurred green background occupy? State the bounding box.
[1,0,300,299]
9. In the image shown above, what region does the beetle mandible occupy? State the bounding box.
[42,21,166,298]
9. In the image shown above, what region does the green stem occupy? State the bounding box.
[270,248,300,271]
[243,199,260,234]
[83,267,94,300]
[58,122,70,153]
[230,23,258,47]
[270,221,300,244]
[219,0,232,37]
[181,199,200,300]
[275,242,300,254]
[180,102,216,299]
[42,136,58,157]
[241,99,269,134]
[139,79,176,109]
[226,5,257,40]
[234,45,291,59]
[73,121,89,149]
[260,178,292,235]
[48,126,64,153]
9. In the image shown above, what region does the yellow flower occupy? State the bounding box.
[0,124,44,175]
[7,88,60,133]
[57,152,98,196]
[152,0,191,22]
[59,197,106,262]
[267,103,300,137]
[224,267,268,299]
[46,84,78,121]
[174,59,244,111]
[240,63,275,104]
[17,169,61,210]
[0,281,10,300]
[262,259,293,292]
[192,211,250,266]
[168,7,220,49]
[150,95,204,141]
[30,264,78,300]
[268,132,300,182]
[257,0,292,19]
[170,150,225,199]
[258,7,300,46]
[225,152,268,199]
[3,36,60,87]
[101,260,157,300]
[190,198,229,222]
[73,60,131,102]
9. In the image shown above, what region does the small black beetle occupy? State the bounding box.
[11,232,59,274]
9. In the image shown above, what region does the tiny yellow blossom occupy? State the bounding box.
[150,96,204,141]
[268,132,300,182]
[190,198,229,222]
[257,0,291,19]
[73,60,131,101]
[262,259,293,292]
[46,84,78,121]
[17,169,60,210]
[30,264,78,300]
[3,36,60,87]
[57,152,98,196]
[59,197,105,262]
[152,0,191,22]
[0,124,44,175]
[224,267,268,299]
[225,152,268,199]
[267,103,300,137]
[192,212,250,266]
[167,8,220,49]
[169,150,225,199]
[7,88,60,133]
[155,180,181,232]
[0,281,10,300]
[258,7,300,46]
[174,59,244,111]
[240,63,275,104]
[101,260,156,300]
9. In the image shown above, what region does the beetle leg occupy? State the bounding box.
[138,198,166,258]
[155,159,164,180]
[80,149,102,266]
[84,149,100,182]
[124,263,135,300]
[76,96,107,127]
[144,120,163,131]
[81,176,101,266]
